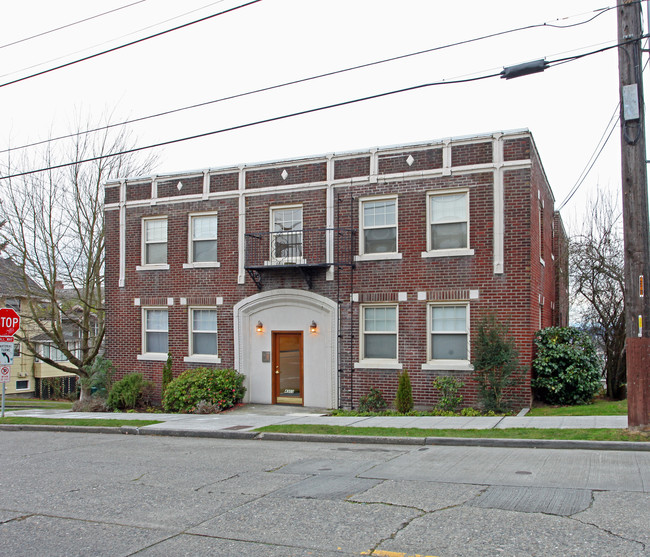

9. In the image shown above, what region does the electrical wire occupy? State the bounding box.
[0,4,618,155]
[0,1,149,50]
[0,0,229,80]
[0,0,261,89]
[0,37,630,181]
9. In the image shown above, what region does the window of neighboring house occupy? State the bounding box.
[271,206,303,264]
[38,343,67,361]
[143,308,168,355]
[359,196,399,258]
[424,190,473,257]
[429,304,470,363]
[189,213,218,265]
[361,305,398,361]
[5,298,20,312]
[13,343,20,357]
[142,217,168,266]
[15,380,29,390]
[188,308,219,361]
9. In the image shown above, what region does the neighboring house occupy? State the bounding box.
[0,258,76,397]
[103,129,568,410]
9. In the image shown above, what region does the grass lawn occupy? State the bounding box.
[0,417,162,427]
[257,424,649,443]
[527,398,627,417]
[4,398,73,410]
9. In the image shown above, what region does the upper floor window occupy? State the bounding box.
[359,196,399,258]
[143,217,168,266]
[5,298,20,312]
[361,304,398,361]
[271,206,303,264]
[423,191,474,258]
[189,213,218,265]
[428,304,470,366]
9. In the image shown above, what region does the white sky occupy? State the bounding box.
[0,0,640,228]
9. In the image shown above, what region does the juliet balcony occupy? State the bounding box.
[244,228,356,289]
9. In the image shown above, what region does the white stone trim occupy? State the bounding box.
[493,134,505,274]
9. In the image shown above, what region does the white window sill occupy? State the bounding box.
[421,248,474,259]
[354,360,403,370]
[183,262,221,269]
[355,253,403,262]
[421,361,474,371]
[136,264,170,271]
[264,258,307,266]
[137,354,169,361]
[184,355,221,364]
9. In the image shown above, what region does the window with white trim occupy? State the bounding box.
[271,206,303,264]
[360,196,398,256]
[142,217,168,266]
[189,213,218,264]
[428,304,469,362]
[190,308,218,356]
[5,298,20,312]
[143,308,168,355]
[361,305,398,360]
[15,380,29,390]
[424,191,472,256]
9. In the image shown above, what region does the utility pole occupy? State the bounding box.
[617,0,650,429]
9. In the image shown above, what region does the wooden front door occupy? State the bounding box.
[272,331,303,405]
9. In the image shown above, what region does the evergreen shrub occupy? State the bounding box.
[162,367,246,413]
[107,373,154,410]
[395,369,414,413]
[532,327,601,405]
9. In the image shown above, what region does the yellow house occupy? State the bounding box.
[0,259,76,398]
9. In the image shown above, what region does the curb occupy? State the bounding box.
[1,424,649,451]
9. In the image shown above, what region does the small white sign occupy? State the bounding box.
[0,366,10,383]
[0,342,14,365]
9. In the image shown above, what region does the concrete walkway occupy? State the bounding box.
[4,404,630,433]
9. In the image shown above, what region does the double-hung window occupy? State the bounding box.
[142,308,168,356]
[186,308,220,363]
[359,196,399,259]
[270,206,303,264]
[188,213,218,266]
[426,304,471,370]
[142,217,168,267]
[423,191,473,257]
[361,305,398,361]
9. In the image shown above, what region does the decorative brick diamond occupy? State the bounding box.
[177,181,183,191]
[281,169,288,180]
[406,155,415,166]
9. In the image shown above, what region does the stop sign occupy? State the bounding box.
[0,308,20,336]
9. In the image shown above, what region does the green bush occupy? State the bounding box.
[532,327,602,405]
[358,387,388,412]
[162,368,246,413]
[83,356,114,399]
[472,313,518,413]
[395,369,414,413]
[107,373,154,410]
[162,352,173,395]
[433,376,464,412]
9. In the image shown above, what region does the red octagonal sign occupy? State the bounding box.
[0,307,21,336]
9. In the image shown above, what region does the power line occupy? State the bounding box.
[0,0,261,89]
[0,0,229,80]
[0,1,149,50]
[0,4,617,155]
[0,41,627,181]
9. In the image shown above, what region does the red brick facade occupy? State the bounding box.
[104,130,568,411]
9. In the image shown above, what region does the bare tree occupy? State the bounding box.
[0,115,157,399]
[569,188,626,399]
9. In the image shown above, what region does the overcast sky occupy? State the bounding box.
[0,0,638,227]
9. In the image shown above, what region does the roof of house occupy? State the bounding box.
[0,258,46,298]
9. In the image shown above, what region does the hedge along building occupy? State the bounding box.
[103,129,568,410]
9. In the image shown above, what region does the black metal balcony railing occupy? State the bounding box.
[244,228,356,289]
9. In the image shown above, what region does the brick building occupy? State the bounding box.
[104,129,568,411]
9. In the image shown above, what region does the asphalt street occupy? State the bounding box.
[0,431,648,556]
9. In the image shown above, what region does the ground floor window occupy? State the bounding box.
[361,304,398,360]
[143,308,168,355]
[190,308,218,356]
[429,303,469,362]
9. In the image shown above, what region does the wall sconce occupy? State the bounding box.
[309,320,318,333]
[256,321,264,333]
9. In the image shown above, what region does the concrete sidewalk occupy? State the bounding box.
[3,404,629,433]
